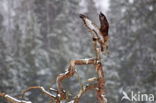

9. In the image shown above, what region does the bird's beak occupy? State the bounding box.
[79,14,86,19]
[99,12,104,16]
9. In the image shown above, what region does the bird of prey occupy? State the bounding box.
[80,12,109,52]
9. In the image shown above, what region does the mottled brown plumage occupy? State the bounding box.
[99,12,109,52]
[99,12,109,37]
[80,12,109,53]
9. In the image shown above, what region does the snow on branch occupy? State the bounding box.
[0,12,109,103]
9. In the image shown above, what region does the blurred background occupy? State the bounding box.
[0,0,156,103]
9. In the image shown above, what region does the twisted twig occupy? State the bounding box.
[0,93,31,103]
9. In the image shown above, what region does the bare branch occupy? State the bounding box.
[0,93,31,103]
[56,58,97,100]
[74,84,97,103]
[95,63,107,103]
[21,86,59,103]
[1,12,109,103]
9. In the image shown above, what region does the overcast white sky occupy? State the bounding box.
[94,0,110,13]
[79,0,110,14]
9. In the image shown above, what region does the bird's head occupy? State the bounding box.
[79,14,87,19]
[99,12,106,21]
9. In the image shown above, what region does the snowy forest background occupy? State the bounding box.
[0,0,156,103]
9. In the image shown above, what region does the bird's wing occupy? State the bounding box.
[99,12,109,36]
[80,14,100,36]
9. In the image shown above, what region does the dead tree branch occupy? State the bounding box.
[21,86,60,103]
[0,93,31,103]
[56,12,109,103]
[0,12,109,103]
[74,84,97,103]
